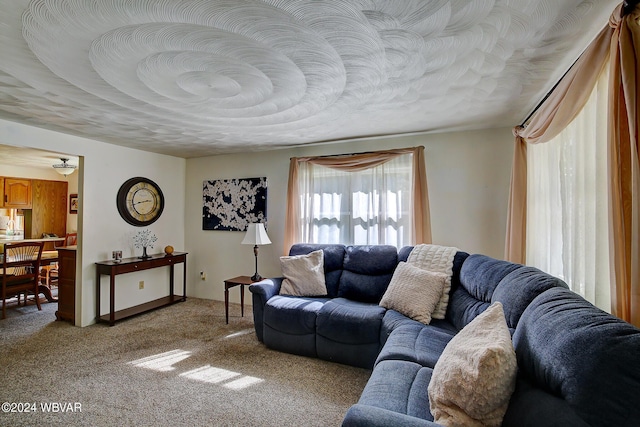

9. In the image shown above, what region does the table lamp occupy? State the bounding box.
[241,223,272,281]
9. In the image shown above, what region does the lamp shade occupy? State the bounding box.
[241,223,271,245]
[52,158,77,177]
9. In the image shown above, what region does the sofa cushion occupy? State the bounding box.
[447,254,523,331]
[428,302,517,427]
[289,243,346,297]
[449,251,469,291]
[343,404,440,427]
[316,298,386,368]
[379,262,447,325]
[502,375,589,427]
[375,323,455,369]
[358,359,435,422]
[264,295,327,336]
[398,245,414,262]
[279,250,327,296]
[380,308,459,349]
[492,266,568,333]
[338,245,398,303]
[513,287,640,426]
[263,295,329,358]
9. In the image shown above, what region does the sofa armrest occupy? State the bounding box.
[249,277,282,302]
[248,277,283,342]
[342,404,442,427]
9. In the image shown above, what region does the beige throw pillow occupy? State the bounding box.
[379,262,447,325]
[406,244,458,320]
[428,302,517,427]
[279,250,327,296]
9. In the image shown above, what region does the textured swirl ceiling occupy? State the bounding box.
[0,0,618,157]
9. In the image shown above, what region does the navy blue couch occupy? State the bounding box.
[249,244,640,426]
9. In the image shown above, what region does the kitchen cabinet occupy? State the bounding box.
[2,178,32,208]
[24,179,67,250]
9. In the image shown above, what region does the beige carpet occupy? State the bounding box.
[0,298,370,426]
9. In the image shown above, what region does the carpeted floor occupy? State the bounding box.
[0,298,371,426]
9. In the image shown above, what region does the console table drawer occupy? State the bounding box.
[150,254,185,268]
[106,254,187,274]
[113,262,144,274]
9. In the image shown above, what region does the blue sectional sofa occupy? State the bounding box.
[249,244,640,426]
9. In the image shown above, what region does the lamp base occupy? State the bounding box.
[251,273,262,282]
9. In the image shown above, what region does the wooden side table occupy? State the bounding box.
[224,275,255,324]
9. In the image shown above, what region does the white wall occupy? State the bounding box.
[0,119,514,323]
[0,119,186,326]
[185,128,514,304]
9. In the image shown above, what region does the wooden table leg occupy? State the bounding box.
[182,257,187,301]
[224,282,230,324]
[223,276,251,324]
[96,270,101,323]
[109,273,115,326]
[169,264,175,303]
[38,284,57,303]
[240,284,244,318]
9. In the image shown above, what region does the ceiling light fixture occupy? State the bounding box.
[52,158,77,177]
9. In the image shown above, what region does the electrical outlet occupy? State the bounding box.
[139,280,144,290]
[200,271,206,281]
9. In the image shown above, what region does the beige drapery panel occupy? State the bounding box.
[505,3,640,326]
[284,146,432,254]
[504,24,612,263]
[608,6,640,326]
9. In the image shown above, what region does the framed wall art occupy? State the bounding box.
[69,193,78,214]
[202,177,267,231]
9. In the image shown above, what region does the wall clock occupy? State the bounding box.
[116,177,165,226]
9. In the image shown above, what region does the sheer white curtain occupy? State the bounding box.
[526,69,610,310]
[297,153,412,247]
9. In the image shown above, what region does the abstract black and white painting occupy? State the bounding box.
[203,177,267,231]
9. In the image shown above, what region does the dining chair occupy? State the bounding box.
[40,233,77,288]
[64,233,78,246]
[1,241,44,319]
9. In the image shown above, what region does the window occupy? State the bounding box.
[296,152,414,247]
[526,69,610,310]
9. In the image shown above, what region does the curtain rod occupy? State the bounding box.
[521,2,638,127]
[290,146,422,160]
[520,55,577,127]
[624,0,639,15]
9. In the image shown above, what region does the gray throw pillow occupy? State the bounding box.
[279,250,327,296]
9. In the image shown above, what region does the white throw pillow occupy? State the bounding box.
[379,262,447,325]
[428,302,517,427]
[406,244,458,320]
[279,250,327,296]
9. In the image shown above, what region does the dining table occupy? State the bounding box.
[0,235,65,245]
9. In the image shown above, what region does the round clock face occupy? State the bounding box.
[116,177,165,226]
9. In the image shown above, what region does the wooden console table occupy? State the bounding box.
[95,252,187,326]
